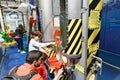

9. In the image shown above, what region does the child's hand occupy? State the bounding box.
[47,42,56,47]
[50,42,56,45]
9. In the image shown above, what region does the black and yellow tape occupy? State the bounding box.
[42,46,56,58]
[86,0,102,80]
[64,19,82,55]
[75,63,84,74]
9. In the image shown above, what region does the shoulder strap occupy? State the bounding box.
[9,66,19,76]
[9,66,36,80]
[23,71,37,80]
[13,71,37,80]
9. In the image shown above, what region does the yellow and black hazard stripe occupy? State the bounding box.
[49,68,55,74]
[61,19,84,80]
[64,19,82,55]
[86,0,102,80]
[49,68,69,80]
[75,63,84,74]
[42,46,56,58]
[49,50,56,58]
[58,75,69,80]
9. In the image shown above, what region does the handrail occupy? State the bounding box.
[99,49,120,57]
[102,61,120,70]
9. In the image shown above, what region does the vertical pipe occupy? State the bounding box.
[68,0,81,19]
[0,8,5,32]
[36,0,41,31]
[39,0,54,42]
[60,0,67,48]
[24,13,29,42]
[81,0,89,79]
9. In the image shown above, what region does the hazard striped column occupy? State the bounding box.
[86,0,102,80]
[60,18,83,80]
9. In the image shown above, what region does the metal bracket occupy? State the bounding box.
[80,7,88,14]
[91,54,102,75]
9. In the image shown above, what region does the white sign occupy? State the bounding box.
[53,16,60,28]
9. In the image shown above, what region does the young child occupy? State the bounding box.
[15,24,26,53]
[37,52,49,80]
[28,30,55,53]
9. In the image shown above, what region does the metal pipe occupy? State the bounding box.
[0,8,5,32]
[103,61,120,70]
[81,0,89,79]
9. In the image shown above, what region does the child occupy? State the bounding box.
[29,30,55,53]
[29,30,56,79]
[15,24,26,53]
[37,52,49,80]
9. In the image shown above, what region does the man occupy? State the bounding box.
[8,50,63,80]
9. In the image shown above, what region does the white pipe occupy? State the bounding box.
[39,0,54,42]
[81,0,89,79]
[0,8,5,32]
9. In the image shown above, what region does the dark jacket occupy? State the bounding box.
[15,28,26,38]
